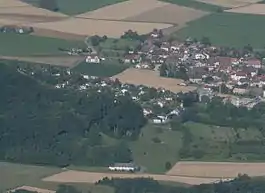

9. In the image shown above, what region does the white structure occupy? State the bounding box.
[108,163,139,172]
[86,55,100,63]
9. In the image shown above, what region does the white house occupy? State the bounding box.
[108,163,139,172]
[86,55,100,63]
[230,72,247,81]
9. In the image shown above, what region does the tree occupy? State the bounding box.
[201,36,211,46]
[160,63,167,77]
[165,161,172,170]
[39,0,59,11]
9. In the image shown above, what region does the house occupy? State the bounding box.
[86,54,100,63]
[152,116,167,124]
[245,59,262,69]
[108,163,139,172]
[124,54,141,64]
[231,71,247,81]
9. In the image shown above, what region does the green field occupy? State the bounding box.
[23,0,127,15]
[161,0,224,12]
[73,61,130,77]
[0,162,114,193]
[130,124,183,173]
[174,13,265,48]
[0,33,83,56]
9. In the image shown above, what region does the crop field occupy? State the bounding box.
[125,3,208,24]
[174,12,265,48]
[167,161,265,178]
[226,4,265,15]
[30,18,172,38]
[0,162,114,193]
[195,0,260,8]
[42,170,225,185]
[23,0,128,15]
[73,61,130,77]
[77,0,168,20]
[0,55,84,67]
[0,33,83,56]
[112,68,196,93]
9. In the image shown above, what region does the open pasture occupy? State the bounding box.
[30,18,172,38]
[125,3,208,24]
[77,0,168,20]
[226,4,265,15]
[167,161,265,178]
[112,68,196,93]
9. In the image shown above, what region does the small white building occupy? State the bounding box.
[86,55,100,63]
[108,163,139,172]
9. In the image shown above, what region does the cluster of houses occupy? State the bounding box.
[0,25,34,34]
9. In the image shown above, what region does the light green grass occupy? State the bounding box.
[23,0,128,15]
[174,13,265,48]
[0,34,83,56]
[73,60,130,77]
[130,124,183,174]
[160,0,224,12]
[0,162,114,193]
[0,162,61,192]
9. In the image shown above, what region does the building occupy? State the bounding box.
[86,55,100,63]
[108,163,139,172]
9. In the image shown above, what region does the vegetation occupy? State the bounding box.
[24,0,128,15]
[73,61,130,77]
[0,33,83,56]
[40,0,59,11]
[0,63,146,167]
[161,0,224,12]
[174,13,265,48]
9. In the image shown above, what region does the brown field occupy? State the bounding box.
[77,0,168,20]
[8,186,55,193]
[0,0,29,8]
[0,55,84,67]
[225,4,265,15]
[42,170,228,185]
[29,18,172,38]
[167,161,265,178]
[126,3,208,24]
[112,68,196,93]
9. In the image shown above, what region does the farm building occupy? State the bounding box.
[108,163,139,172]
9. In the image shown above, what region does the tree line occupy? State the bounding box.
[0,63,146,167]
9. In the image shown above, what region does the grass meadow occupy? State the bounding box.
[174,12,265,48]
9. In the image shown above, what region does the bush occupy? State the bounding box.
[152,137,161,143]
[165,161,172,170]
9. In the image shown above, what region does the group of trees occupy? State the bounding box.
[0,63,146,166]
[160,64,189,81]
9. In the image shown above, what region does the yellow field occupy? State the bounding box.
[112,68,196,93]
[77,0,168,20]
[167,161,265,178]
[225,4,265,15]
[30,18,172,38]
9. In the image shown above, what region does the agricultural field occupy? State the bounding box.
[73,61,130,77]
[42,170,223,185]
[76,0,169,20]
[0,162,114,193]
[160,0,224,12]
[23,0,128,15]
[226,4,265,15]
[30,18,172,38]
[196,0,261,8]
[112,68,197,93]
[125,3,208,25]
[0,33,84,56]
[174,12,265,48]
[167,161,265,178]
[0,55,84,67]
